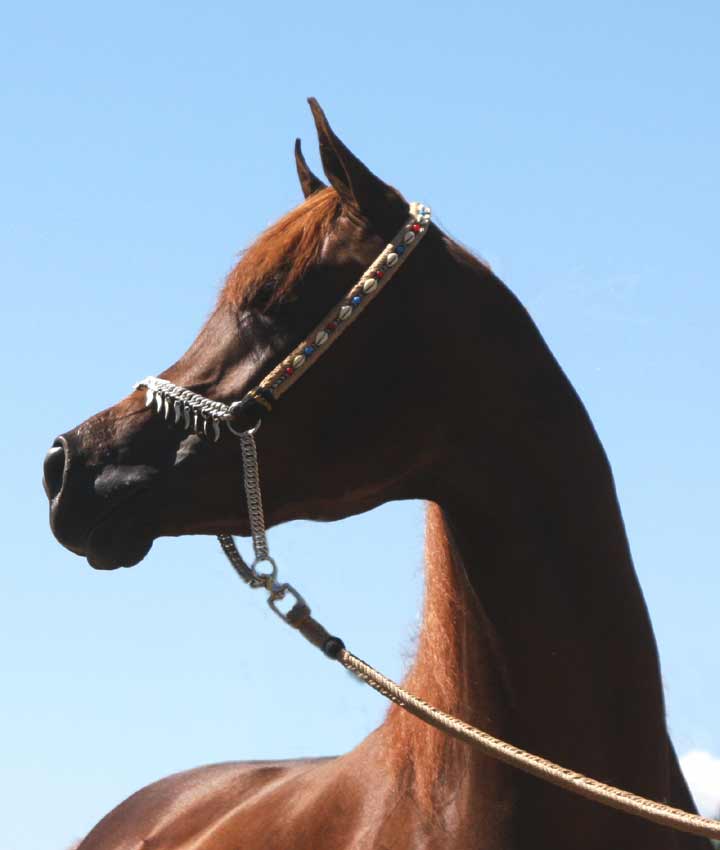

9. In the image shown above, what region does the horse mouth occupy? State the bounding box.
[48,446,249,570]
[82,490,156,570]
[86,513,155,570]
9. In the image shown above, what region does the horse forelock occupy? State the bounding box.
[220,187,341,310]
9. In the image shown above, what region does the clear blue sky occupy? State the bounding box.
[2,2,718,848]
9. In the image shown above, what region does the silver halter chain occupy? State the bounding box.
[134,202,431,618]
[216,425,307,622]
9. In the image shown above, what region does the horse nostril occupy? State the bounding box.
[43,439,67,501]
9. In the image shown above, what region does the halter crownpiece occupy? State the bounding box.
[134,201,431,440]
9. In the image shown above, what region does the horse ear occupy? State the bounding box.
[294,138,326,198]
[307,97,408,237]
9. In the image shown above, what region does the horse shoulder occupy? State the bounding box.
[76,757,335,850]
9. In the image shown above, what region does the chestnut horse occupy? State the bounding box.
[44,100,708,850]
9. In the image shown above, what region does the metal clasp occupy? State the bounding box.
[267,582,309,624]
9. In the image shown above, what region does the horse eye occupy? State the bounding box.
[251,278,279,308]
[252,275,298,310]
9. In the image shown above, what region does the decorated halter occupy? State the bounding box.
[135,201,431,441]
[133,202,431,610]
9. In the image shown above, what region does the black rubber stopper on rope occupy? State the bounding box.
[323,636,345,659]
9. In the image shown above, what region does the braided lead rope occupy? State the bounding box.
[136,390,720,841]
[135,385,720,842]
[213,428,720,841]
[334,651,720,841]
[134,202,431,426]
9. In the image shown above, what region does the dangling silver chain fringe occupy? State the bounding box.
[134,376,231,442]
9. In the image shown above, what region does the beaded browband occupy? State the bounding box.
[135,201,431,439]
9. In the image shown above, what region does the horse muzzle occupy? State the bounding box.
[43,431,158,569]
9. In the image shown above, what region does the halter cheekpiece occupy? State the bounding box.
[135,201,431,439]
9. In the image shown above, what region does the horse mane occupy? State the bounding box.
[220,187,341,309]
[384,503,504,814]
[381,502,509,820]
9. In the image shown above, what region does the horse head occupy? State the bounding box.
[43,100,513,571]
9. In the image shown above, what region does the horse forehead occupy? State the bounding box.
[221,188,342,308]
[318,213,380,266]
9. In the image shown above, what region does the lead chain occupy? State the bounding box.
[238,430,270,563]
[217,428,307,626]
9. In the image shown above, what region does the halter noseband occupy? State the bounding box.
[134,201,431,439]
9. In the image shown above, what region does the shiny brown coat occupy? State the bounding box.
[44,100,709,850]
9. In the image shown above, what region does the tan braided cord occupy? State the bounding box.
[338,650,720,841]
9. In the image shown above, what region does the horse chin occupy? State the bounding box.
[86,515,154,570]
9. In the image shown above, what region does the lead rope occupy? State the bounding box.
[220,427,720,843]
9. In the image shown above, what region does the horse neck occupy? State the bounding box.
[438,402,670,761]
[431,400,711,847]
[379,248,707,846]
